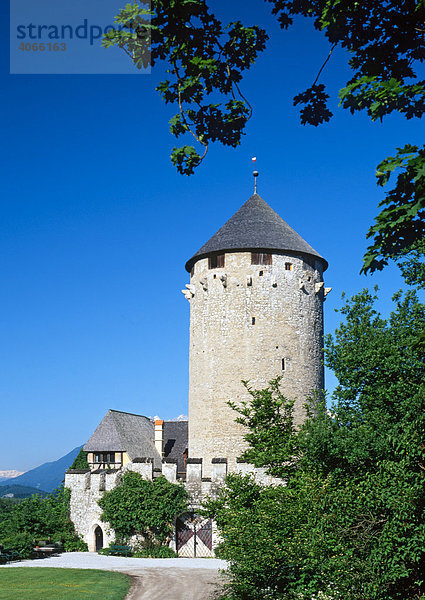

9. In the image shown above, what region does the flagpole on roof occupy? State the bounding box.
[252,157,258,194]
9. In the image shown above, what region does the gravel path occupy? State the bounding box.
[0,551,226,571]
[0,553,228,599]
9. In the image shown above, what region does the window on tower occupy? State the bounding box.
[208,254,225,269]
[251,252,272,265]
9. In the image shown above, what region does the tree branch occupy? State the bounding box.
[173,61,209,164]
[313,42,338,86]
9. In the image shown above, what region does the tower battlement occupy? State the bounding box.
[65,457,281,497]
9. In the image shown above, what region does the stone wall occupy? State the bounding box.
[186,251,328,476]
[65,469,115,552]
[65,457,282,552]
[65,460,154,551]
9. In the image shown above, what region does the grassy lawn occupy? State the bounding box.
[0,568,131,600]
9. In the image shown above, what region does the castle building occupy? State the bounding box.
[184,191,329,475]
[65,184,329,555]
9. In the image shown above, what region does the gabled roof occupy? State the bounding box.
[83,410,162,468]
[185,193,327,272]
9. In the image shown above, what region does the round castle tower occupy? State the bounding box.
[184,190,329,475]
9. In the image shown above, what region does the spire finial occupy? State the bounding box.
[251,156,258,194]
[253,170,259,194]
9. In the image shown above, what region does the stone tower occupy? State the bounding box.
[183,191,329,475]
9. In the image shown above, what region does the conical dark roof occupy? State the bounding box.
[185,193,327,272]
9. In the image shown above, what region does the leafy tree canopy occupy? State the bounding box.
[206,286,425,600]
[228,378,297,479]
[103,0,425,274]
[0,487,87,557]
[102,0,267,176]
[98,471,188,545]
[69,448,89,470]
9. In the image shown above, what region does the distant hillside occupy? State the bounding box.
[0,470,25,483]
[0,446,83,493]
[0,484,49,499]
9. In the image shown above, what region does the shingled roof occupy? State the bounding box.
[185,193,327,272]
[83,410,162,469]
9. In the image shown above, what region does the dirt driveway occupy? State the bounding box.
[124,567,224,600]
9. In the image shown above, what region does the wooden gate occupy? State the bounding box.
[176,513,213,557]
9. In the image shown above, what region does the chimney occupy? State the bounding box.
[154,420,164,457]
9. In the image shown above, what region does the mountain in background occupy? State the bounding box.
[0,446,83,493]
[0,484,49,499]
[0,470,25,483]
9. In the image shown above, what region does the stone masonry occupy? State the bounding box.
[187,251,327,476]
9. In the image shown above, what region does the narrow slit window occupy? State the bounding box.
[252,317,256,325]
[281,358,285,371]
[285,263,293,271]
[259,270,264,276]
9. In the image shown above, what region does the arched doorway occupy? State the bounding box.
[94,526,103,551]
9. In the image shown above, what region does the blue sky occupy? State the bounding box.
[1,1,423,471]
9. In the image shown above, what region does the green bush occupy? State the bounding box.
[1,532,33,558]
[98,472,188,546]
[133,545,177,558]
[206,289,425,600]
[0,487,87,556]
[62,534,88,552]
[97,540,178,559]
[69,448,89,470]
